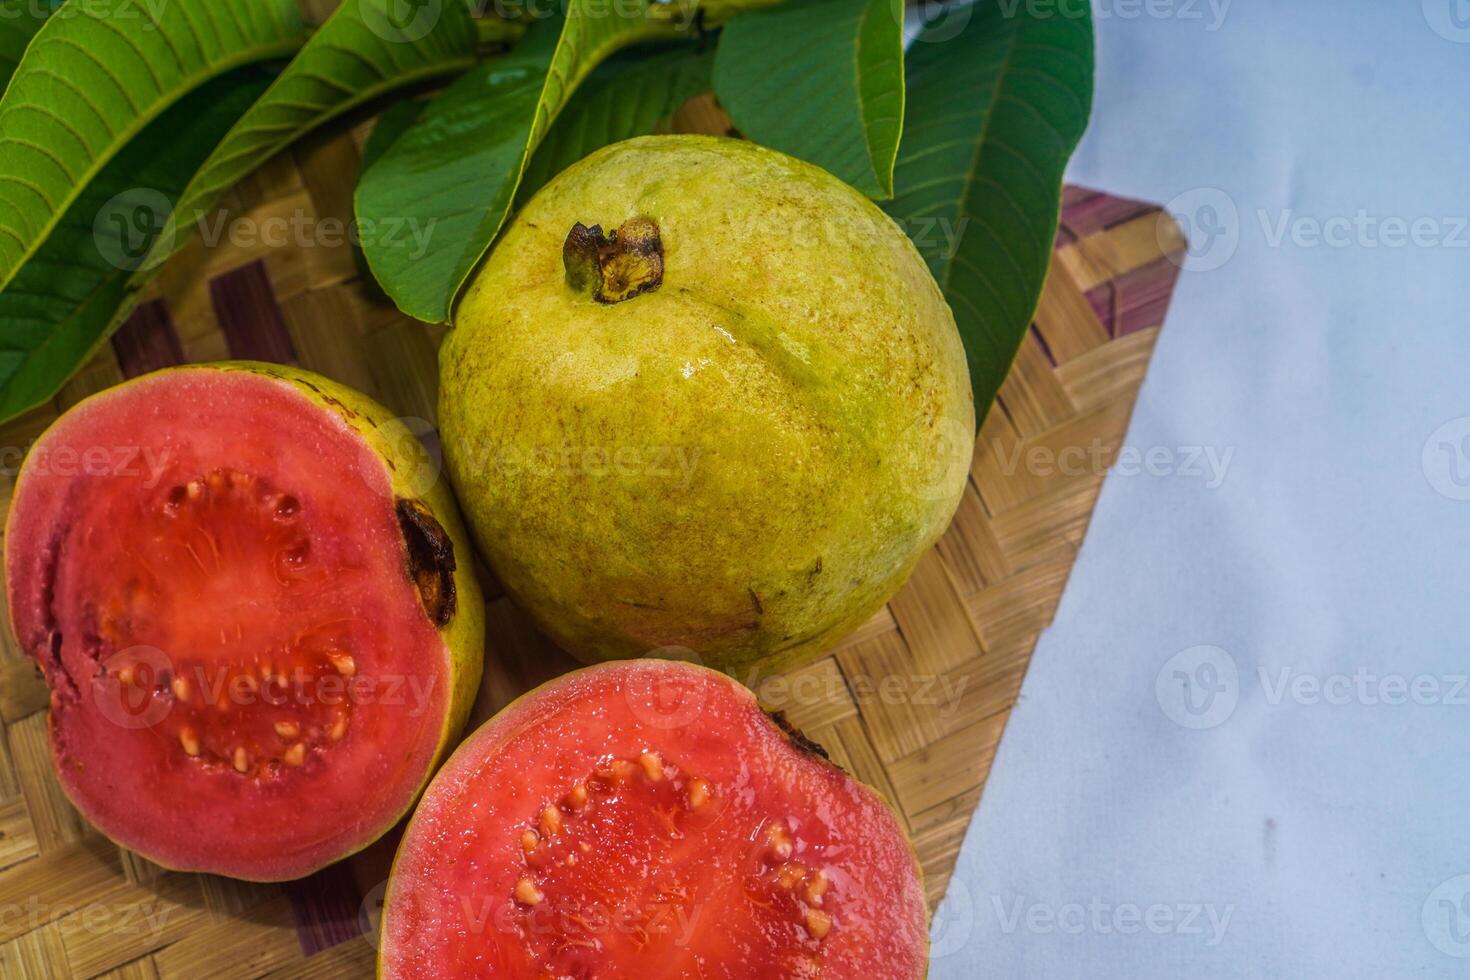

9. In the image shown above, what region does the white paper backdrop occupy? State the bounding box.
[932,2,1470,977]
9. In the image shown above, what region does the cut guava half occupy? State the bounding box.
[379,659,928,978]
[4,363,484,881]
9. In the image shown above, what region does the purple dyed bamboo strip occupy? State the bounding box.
[283,861,367,956]
[209,261,297,365]
[1085,255,1185,337]
[1061,186,1158,238]
[111,299,185,377]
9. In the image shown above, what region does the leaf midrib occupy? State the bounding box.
[439,10,673,319]
[0,34,304,295]
[935,16,1023,296]
[852,0,902,197]
[147,52,476,279]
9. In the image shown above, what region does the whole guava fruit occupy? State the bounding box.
[440,135,974,677]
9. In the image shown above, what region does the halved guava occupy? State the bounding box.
[3,362,484,881]
[379,659,928,978]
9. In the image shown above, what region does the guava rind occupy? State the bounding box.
[441,135,974,679]
[3,362,484,880]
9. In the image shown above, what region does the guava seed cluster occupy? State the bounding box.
[100,467,367,778]
[505,749,839,975]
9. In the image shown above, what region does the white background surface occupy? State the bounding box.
[934,2,1470,976]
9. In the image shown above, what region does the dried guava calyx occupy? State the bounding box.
[3,362,485,881]
[379,659,928,978]
[562,215,664,303]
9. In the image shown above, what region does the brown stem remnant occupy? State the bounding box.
[562,216,664,304]
[396,498,458,628]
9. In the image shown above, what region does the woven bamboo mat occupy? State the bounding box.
[0,99,1185,977]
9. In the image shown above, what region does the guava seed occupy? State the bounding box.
[766,823,794,861]
[514,877,544,907]
[687,778,710,811]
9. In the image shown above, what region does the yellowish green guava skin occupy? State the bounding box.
[441,136,974,679]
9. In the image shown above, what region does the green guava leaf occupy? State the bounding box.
[0,0,484,424]
[355,7,692,324]
[362,98,429,176]
[138,0,479,280]
[517,43,714,205]
[883,2,1094,428]
[0,70,273,422]
[712,0,904,198]
[0,0,54,92]
[0,0,306,299]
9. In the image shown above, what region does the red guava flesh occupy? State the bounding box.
[380,660,928,978]
[4,366,462,880]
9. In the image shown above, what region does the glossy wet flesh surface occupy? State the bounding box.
[81,468,366,778]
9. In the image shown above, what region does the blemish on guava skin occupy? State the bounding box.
[766,711,831,763]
